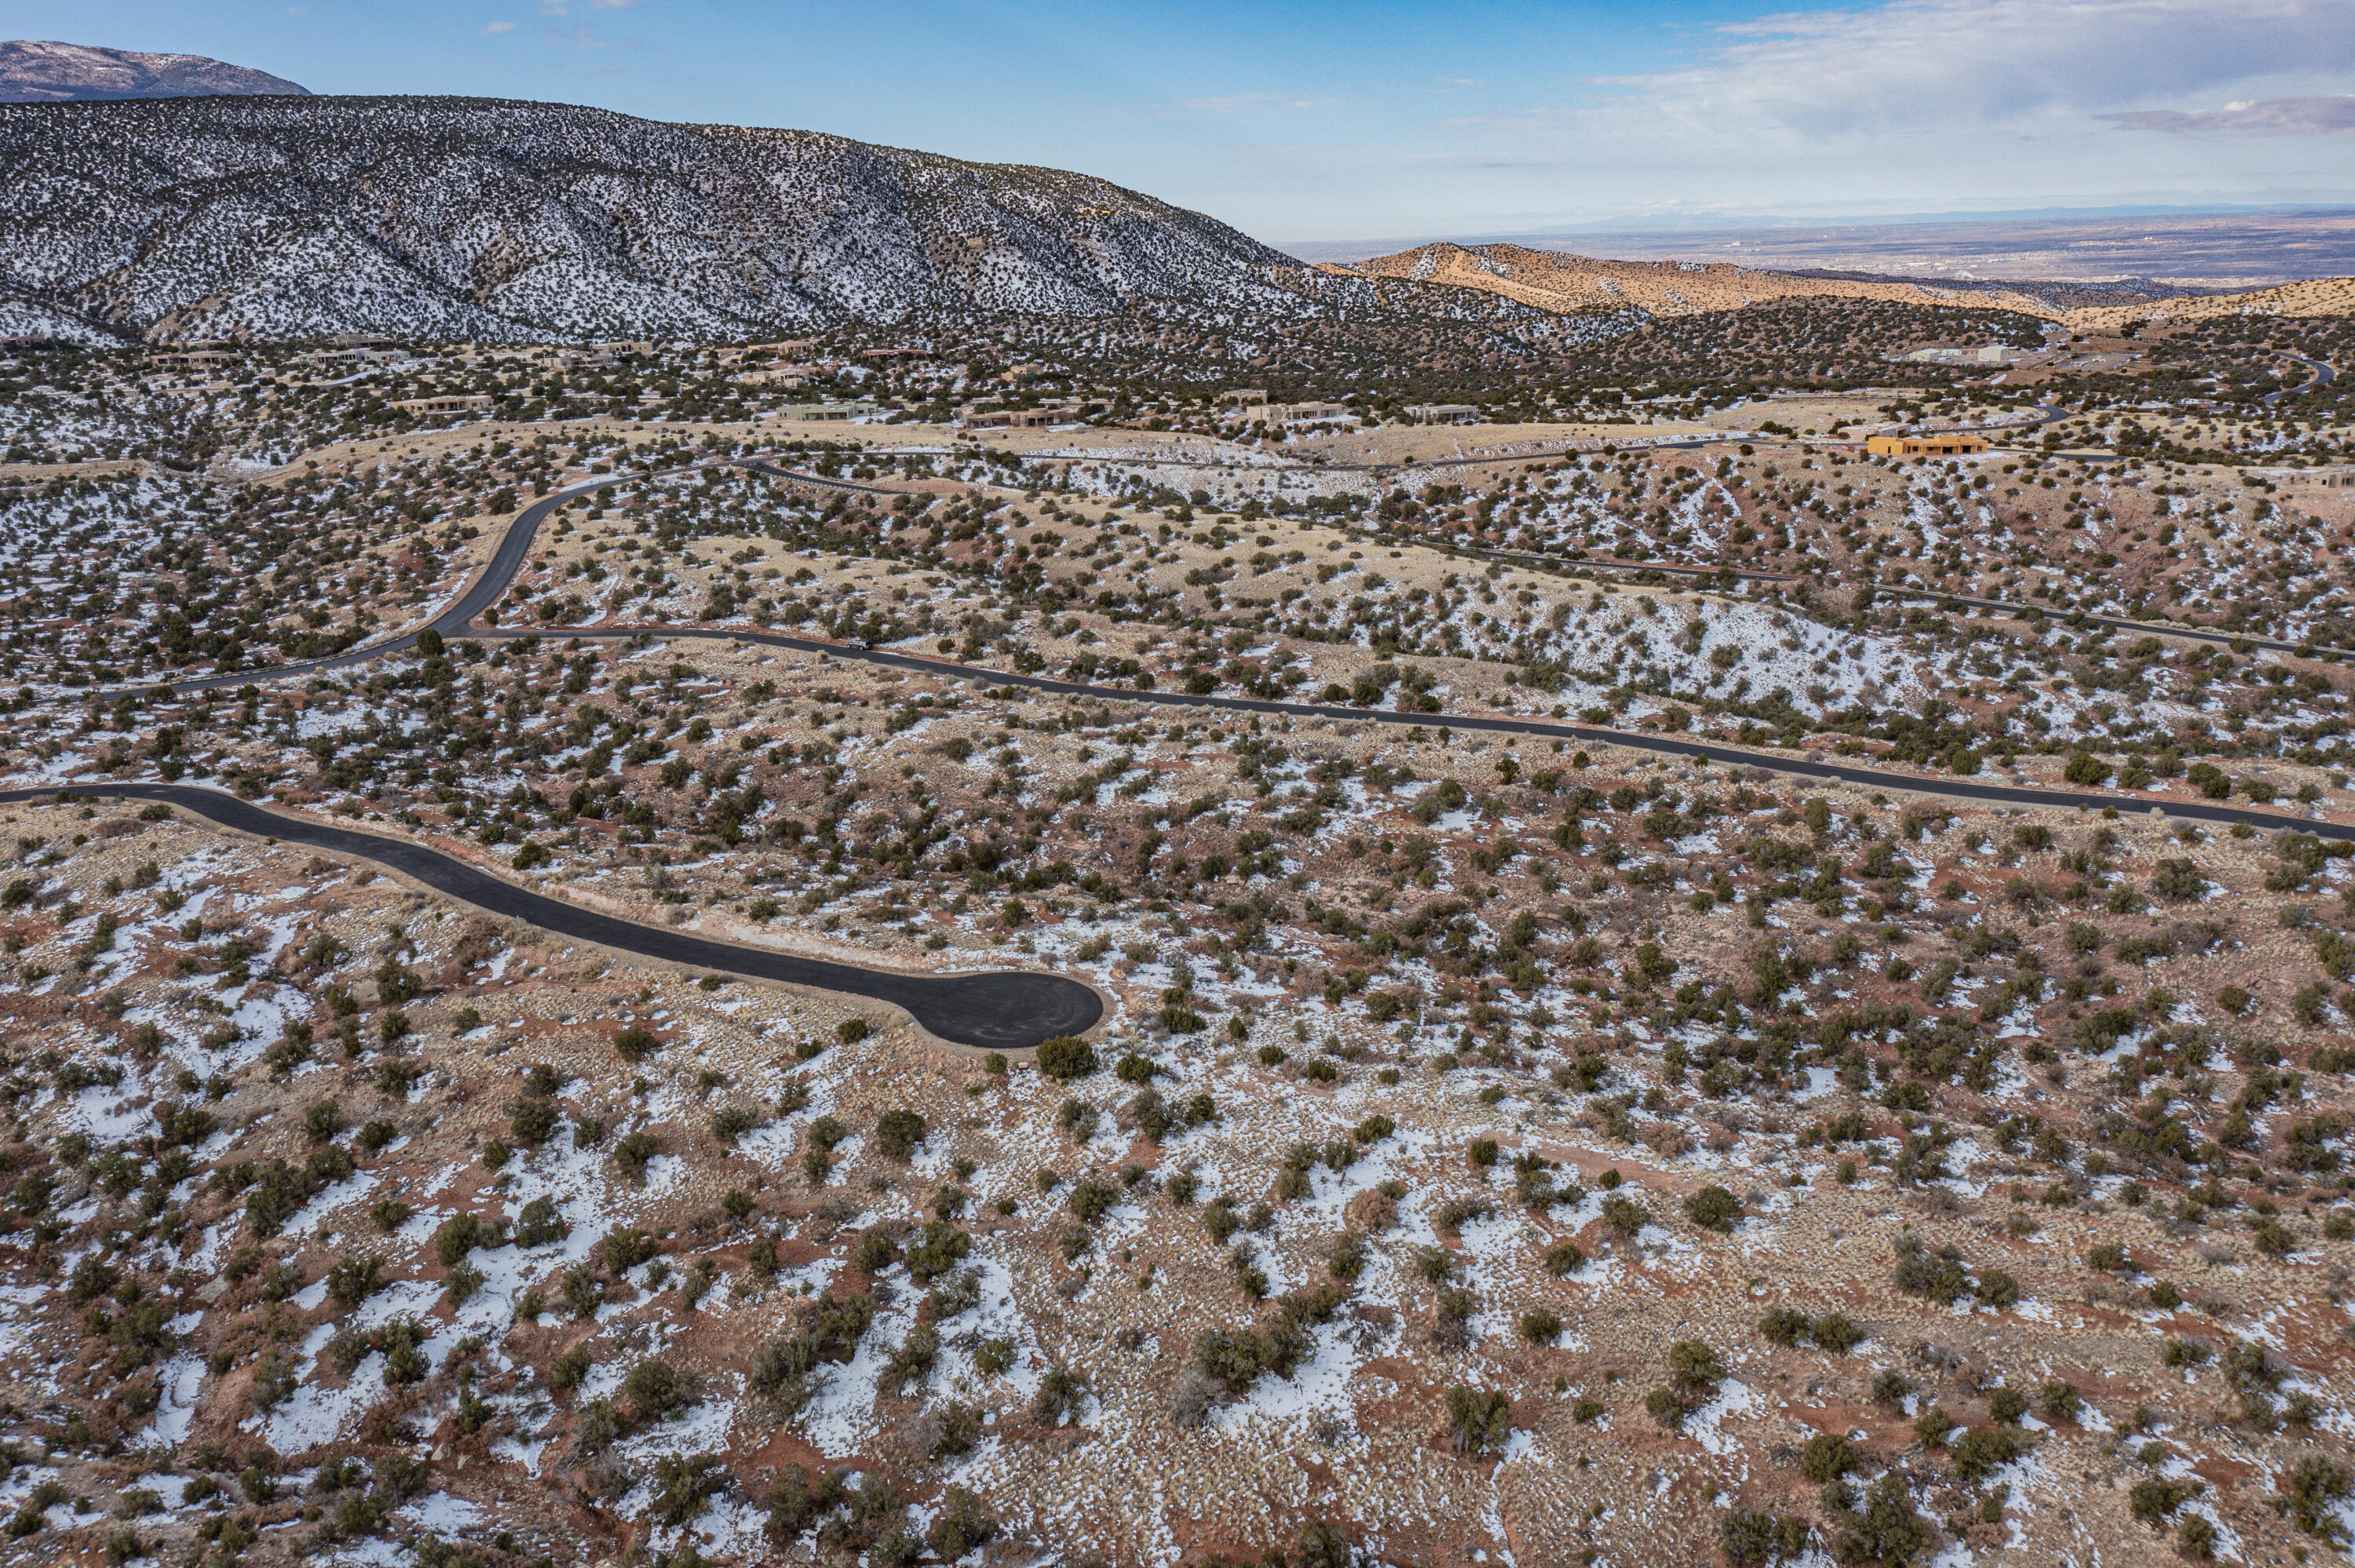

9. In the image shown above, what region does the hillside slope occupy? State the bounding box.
[0,95,1484,344]
[2059,274,2355,335]
[0,40,307,102]
[1329,242,2088,321]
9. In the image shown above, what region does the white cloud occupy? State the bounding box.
[2101,93,2355,134]
[1177,91,1341,115]
[483,20,517,33]
[1605,0,2355,140]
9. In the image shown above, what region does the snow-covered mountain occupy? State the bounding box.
[0,40,308,103]
[0,95,1592,345]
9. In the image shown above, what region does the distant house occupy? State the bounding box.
[962,407,1075,429]
[1865,432,1990,457]
[1254,400,1354,426]
[1897,345,2032,366]
[774,399,877,422]
[391,394,492,414]
[1406,403,1480,425]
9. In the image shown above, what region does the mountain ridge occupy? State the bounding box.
[0,39,308,103]
[1327,241,2120,321]
[0,94,1614,346]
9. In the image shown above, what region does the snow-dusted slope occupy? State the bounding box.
[0,40,309,103]
[0,95,1371,343]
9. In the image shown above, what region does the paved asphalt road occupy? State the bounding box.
[52,436,2351,1045]
[115,447,2355,837]
[502,619,2355,844]
[0,782,1101,1051]
[153,470,648,696]
[2265,356,2336,406]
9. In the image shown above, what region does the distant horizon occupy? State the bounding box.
[11,71,2355,283]
[5,0,2353,242]
[1273,201,2355,262]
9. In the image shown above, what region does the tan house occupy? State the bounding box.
[392,394,493,414]
[962,407,1075,429]
[1865,432,1991,457]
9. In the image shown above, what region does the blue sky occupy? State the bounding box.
[15,0,2355,244]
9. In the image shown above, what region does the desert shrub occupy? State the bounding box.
[1443,1385,1512,1453]
[882,1324,940,1392]
[1065,1170,1121,1223]
[1892,1234,1970,1304]
[922,1402,984,1460]
[1799,1432,1855,1482]
[550,1346,595,1393]
[624,1358,696,1424]
[875,1108,926,1160]
[443,1262,485,1307]
[1949,1426,2028,1482]
[923,1266,983,1322]
[1036,1036,1098,1081]
[853,1231,896,1274]
[708,1105,760,1144]
[927,1486,997,1559]
[509,1096,559,1146]
[1433,1194,1497,1233]
[1669,1339,1725,1392]
[1033,1362,1091,1424]
[433,1213,481,1267]
[1833,1475,1934,1568]
[904,1222,971,1284]
[749,1336,825,1414]
[613,1131,663,1182]
[515,1196,570,1248]
[1328,1231,1368,1282]
[601,1229,659,1271]
[1810,1312,1866,1353]
[1720,1509,1812,1566]
[2278,1457,2349,1538]
[2129,1475,2204,1524]
[1684,1185,1742,1231]
[647,1453,726,1526]
[325,1258,382,1309]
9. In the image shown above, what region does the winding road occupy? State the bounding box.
[50,440,2353,1045]
[2264,355,2335,406]
[0,782,1101,1052]
[481,618,2355,844]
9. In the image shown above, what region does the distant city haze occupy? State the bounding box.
[4,0,2353,244]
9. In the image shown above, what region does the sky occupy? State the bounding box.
[13,0,2355,246]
